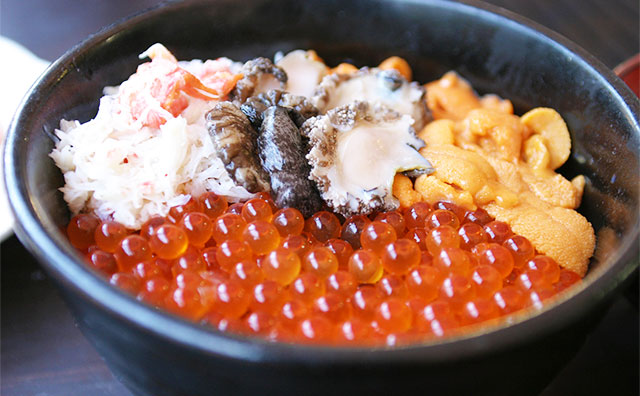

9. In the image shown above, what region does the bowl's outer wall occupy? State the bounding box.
[62,287,597,396]
[5,0,639,395]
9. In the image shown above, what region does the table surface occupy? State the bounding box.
[1,1,638,395]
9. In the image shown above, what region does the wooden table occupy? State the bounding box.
[2,1,638,395]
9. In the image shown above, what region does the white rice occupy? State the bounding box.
[49,53,252,229]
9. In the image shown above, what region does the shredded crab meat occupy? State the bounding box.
[50,43,252,229]
[122,43,242,128]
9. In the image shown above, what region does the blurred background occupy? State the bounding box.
[2,0,638,67]
[1,1,638,395]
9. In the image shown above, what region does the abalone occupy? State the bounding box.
[231,58,287,103]
[302,101,433,216]
[312,67,430,130]
[205,102,271,193]
[258,106,324,217]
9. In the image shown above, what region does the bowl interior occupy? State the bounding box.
[5,0,639,357]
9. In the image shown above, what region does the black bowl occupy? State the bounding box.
[4,0,639,395]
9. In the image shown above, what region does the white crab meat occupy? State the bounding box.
[302,101,433,216]
[276,50,328,98]
[312,67,429,130]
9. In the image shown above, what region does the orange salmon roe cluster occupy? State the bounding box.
[67,194,582,346]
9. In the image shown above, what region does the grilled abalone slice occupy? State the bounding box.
[276,50,329,98]
[241,89,319,129]
[205,102,271,193]
[258,106,324,217]
[312,67,429,130]
[231,58,287,103]
[302,101,434,216]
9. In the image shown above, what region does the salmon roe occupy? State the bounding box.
[67,213,100,250]
[241,198,273,223]
[360,221,397,253]
[199,192,228,219]
[179,212,213,247]
[94,220,128,253]
[340,215,371,249]
[272,207,305,236]
[303,247,339,279]
[68,198,583,345]
[305,211,341,242]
